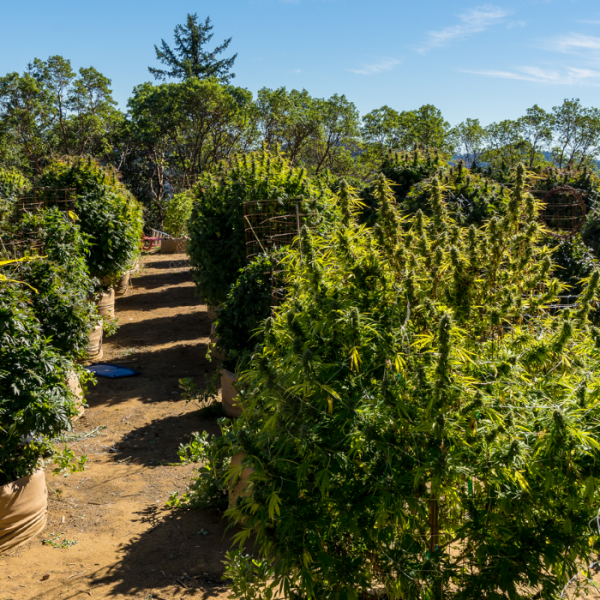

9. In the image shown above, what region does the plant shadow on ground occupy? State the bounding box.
[85,342,218,407]
[109,406,224,467]
[89,504,234,598]
[117,284,207,312]
[127,269,193,292]
[143,256,191,270]
[115,310,209,345]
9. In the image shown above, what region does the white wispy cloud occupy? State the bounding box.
[347,58,401,76]
[419,5,510,52]
[464,65,600,85]
[550,33,600,53]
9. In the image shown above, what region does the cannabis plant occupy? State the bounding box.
[19,207,99,360]
[405,161,512,226]
[359,149,446,226]
[164,190,194,238]
[215,166,600,599]
[37,157,144,281]
[0,284,85,486]
[214,254,273,372]
[187,147,331,306]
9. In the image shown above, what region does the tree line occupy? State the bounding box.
[1,13,599,227]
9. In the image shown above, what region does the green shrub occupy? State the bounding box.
[0,167,29,201]
[214,255,273,371]
[19,208,99,360]
[0,167,29,226]
[188,147,331,306]
[37,157,143,281]
[163,190,194,238]
[191,167,600,599]
[0,284,86,486]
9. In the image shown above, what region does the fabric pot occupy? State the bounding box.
[100,272,130,296]
[221,369,243,418]
[0,470,47,554]
[87,322,103,360]
[114,272,130,297]
[160,238,187,254]
[96,289,115,319]
[67,371,85,421]
[207,305,218,321]
[229,453,253,508]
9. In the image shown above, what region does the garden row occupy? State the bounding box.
[3,144,600,598]
[173,147,600,599]
[0,158,143,552]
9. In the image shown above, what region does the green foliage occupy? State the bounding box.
[0,167,29,200]
[166,428,231,510]
[37,157,143,280]
[163,190,194,237]
[480,118,551,180]
[300,94,361,176]
[527,165,600,262]
[405,161,512,226]
[362,104,456,157]
[453,117,486,167]
[0,167,29,224]
[256,87,319,164]
[19,208,99,360]
[187,147,329,306]
[533,164,600,211]
[42,532,79,548]
[224,550,277,600]
[551,98,600,169]
[0,285,84,486]
[125,78,256,226]
[549,234,598,296]
[0,56,121,175]
[215,255,273,371]
[196,166,600,599]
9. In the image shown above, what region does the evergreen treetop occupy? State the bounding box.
[149,13,237,83]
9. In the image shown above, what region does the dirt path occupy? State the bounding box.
[1,253,232,600]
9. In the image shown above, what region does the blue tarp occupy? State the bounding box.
[86,364,141,379]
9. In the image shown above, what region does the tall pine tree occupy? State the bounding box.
[149,14,237,82]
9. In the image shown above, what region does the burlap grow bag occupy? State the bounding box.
[114,272,130,296]
[0,470,47,554]
[229,453,254,508]
[221,369,244,418]
[96,288,115,319]
[87,322,103,360]
[67,371,85,421]
[101,272,130,296]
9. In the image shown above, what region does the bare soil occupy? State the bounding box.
[1,252,233,600]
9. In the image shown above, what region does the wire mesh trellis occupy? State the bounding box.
[243,197,318,305]
[0,188,75,267]
[534,185,587,239]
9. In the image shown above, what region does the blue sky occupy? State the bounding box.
[1,0,599,126]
